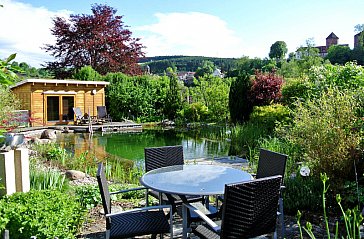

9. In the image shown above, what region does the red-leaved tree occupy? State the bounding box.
[249,70,283,106]
[43,4,145,78]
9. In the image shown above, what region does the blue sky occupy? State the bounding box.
[1,0,364,67]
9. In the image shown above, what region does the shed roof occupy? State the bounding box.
[10,79,110,89]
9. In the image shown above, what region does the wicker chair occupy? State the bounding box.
[183,175,282,239]
[97,106,112,123]
[144,146,216,219]
[97,163,173,239]
[256,148,288,238]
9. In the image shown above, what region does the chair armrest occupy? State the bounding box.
[110,186,147,195]
[106,204,172,218]
[183,203,221,232]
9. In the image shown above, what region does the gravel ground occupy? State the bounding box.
[77,204,333,239]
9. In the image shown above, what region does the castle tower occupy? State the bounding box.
[326,32,339,48]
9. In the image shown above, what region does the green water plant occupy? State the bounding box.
[297,173,363,239]
[30,167,68,191]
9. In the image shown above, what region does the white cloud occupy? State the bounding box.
[0,0,71,67]
[136,12,245,58]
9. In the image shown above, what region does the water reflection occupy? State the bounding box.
[57,128,231,161]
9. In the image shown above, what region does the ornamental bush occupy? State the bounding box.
[249,104,291,132]
[0,190,86,239]
[281,77,315,106]
[249,70,283,106]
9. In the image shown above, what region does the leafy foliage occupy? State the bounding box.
[284,175,323,214]
[0,190,86,239]
[326,44,352,65]
[190,76,232,122]
[0,86,21,134]
[163,70,183,120]
[281,77,315,106]
[308,62,364,91]
[177,102,209,123]
[283,87,362,181]
[249,104,291,132]
[228,72,253,124]
[194,60,215,78]
[105,73,169,122]
[44,4,144,78]
[249,70,283,106]
[30,167,68,191]
[73,65,102,81]
[269,41,288,60]
[0,54,22,86]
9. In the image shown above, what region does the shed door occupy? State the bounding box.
[47,96,59,121]
[46,95,75,124]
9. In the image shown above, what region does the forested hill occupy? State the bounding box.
[139,55,239,74]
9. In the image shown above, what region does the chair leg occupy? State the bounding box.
[146,189,149,206]
[279,197,285,238]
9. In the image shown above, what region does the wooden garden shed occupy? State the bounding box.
[10,79,110,126]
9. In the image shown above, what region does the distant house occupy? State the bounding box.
[177,71,195,85]
[10,79,109,126]
[354,31,364,48]
[212,68,224,78]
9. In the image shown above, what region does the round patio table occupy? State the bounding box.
[140,164,252,196]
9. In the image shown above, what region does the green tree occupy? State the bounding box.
[296,38,325,74]
[194,60,214,78]
[229,72,253,124]
[326,45,351,65]
[73,66,101,81]
[163,69,183,120]
[351,46,364,65]
[269,41,288,60]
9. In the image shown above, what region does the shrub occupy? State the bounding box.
[229,72,253,123]
[249,70,283,106]
[0,190,86,238]
[283,87,362,182]
[284,175,323,214]
[309,62,364,92]
[178,102,209,123]
[249,104,291,132]
[74,183,146,210]
[281,77,315,106]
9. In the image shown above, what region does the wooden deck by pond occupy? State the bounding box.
[12,121,142,134]
[66,121,142,133]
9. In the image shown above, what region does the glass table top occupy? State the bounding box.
[140,164,252,195]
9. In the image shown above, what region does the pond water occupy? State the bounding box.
[57,127,231,161]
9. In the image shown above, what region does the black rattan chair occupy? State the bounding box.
[97,106,112,123]
[183,175,282,239]
[256,148,288,238]
[144,146,216,219]
[97,163,173,239]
